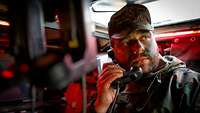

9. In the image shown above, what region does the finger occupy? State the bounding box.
[98,64,116,80]
[97,69,124,88]
[104,71,123,88]
[98,71,122,87]
[98,64,124,81]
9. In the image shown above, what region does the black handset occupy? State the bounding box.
[111,67,143,89]
[107,49,143,89]
[107,49,115,60]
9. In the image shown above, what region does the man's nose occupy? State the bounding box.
[137,41,145,54]
[129,40,145,54]
[137,40,145,49]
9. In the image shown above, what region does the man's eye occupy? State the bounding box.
[140,36,147,41]
[122,38,129,44]
[120,41,128,46]
[140,34,150,41]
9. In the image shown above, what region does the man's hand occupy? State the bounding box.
[94,63,124,113]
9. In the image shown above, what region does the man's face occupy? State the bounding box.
[111,30,159,73]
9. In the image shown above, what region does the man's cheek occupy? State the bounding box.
[146,45,158,57]
[117,54,128,62]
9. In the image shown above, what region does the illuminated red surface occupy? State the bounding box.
[19,64,29,73]
[1,70,14,79]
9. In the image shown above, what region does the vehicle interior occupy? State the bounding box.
[0,0,199,113]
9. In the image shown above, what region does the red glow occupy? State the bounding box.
[2,70,14,79]
[155,30,200,41]
[19,64,29,73]
[190,37,196,42]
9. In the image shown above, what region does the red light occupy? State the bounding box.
[155,30,200,37]
[155,30,200,41]
[173,38,179,43]
[190,37,196,42]
[1,70,14,79]
[19,64,29,73]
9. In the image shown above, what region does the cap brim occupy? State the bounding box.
[110,23,154,39]
[134,23,154,31]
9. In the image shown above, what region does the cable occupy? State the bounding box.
[31,84,36,113]
[82,75,87,113]
[108,83,120,113]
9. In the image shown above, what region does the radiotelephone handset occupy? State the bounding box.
[111,67,143,89]
[107,49,143,89]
